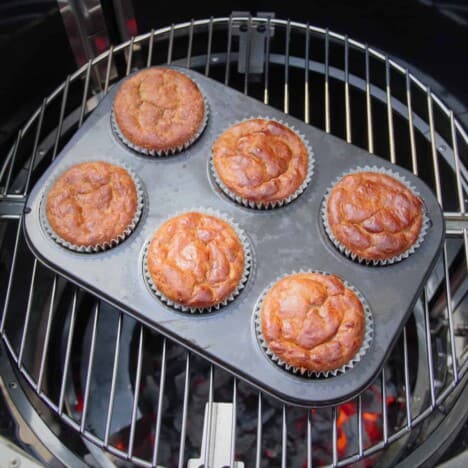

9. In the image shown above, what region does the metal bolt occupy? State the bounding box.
[437,145,446,152]
[8,382,17,389]
[38,149,46,157]
[9,457,20,467]
[257,24,266,33]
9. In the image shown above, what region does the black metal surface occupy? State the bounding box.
[22,65,444,406]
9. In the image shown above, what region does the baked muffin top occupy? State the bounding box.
[147,212,245,309]
[46,161,138,247]
[260,272,365,372]
[326,171,424,261]
[212,119,309,204]
[113,67,205,153]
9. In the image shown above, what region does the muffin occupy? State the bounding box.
[212,118,311,208]
[324,170,425,263]
[146,212,247,310]
[259,272,366,373]
[113,67,206,155]
[46,161,140,250]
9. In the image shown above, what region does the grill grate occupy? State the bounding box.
[0,17,467,467]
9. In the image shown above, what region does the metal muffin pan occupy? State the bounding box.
[24,66,444,406]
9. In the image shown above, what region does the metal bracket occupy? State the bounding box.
[188,403,244,468]
[232,12,275,75]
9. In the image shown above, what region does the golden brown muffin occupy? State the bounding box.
[113,67,205,153]
[147,212,245,309]
[212,119,309,205]
[326,171,424,262]
[46,161,138,247]
[260,272,365,373]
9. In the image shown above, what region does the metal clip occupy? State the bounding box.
[232,12,275,75]
[188,403,244,468]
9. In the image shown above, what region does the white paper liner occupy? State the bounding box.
[111,67,209,156]
[143,208,252,313]
[321,165,430,266]
[254,270,373,378]
[40,161,144,253]
[210,117,315,209]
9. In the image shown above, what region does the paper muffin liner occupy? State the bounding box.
[40,161,144,253]
[143,208,252,313]
[210,116,315,209]
[111,68,209,157]
[321,165,430,266]
[254,270,373,378]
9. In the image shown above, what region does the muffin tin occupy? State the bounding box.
[24,66,444,406]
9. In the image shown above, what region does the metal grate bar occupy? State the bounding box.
[187,21,194,69]
[104,312,123,446]
[442,245,460,382]
[427,89,443,205]
[58,287,78,414]
[243,17,252,95]
[304,24,310,124]
[344,36,351,143]
[17,259,38,367]
[103,47,114,95]
[263,17,271,104]
[423,288,437,408]
[224,17,233,84]
[284,20,291,114]
[151,338,167,466]
[306,409,312,468]
[128,324,144,457]
[358,395,364,456]
[0,218,23,333]
[381,368,389,445]
[80,302,100,433]
[255,392,262,468]
[78,61,93,128]
[204,18,214,76]
[406,70,418,175]
[281,404,287,468]
[202,365,214,468]
[167,26,175,65]
[147,30,155,68]
[126,36,136,74]
[23,99,47,196]
[52,75,71,161]
[449,112,466,215]
[403,326,413,429]
[177,352,190,468]
[332,405,338,465]
[36,274,57,392]
[324,29,330,133]
[365,46,374,153]
[229,378,237,467]
[2,131,22,196]
[385,58,396,164]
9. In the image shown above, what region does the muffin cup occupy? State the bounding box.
[143,208,252,313]
[111,69,209,157]
[41,161,144,253]
[210,116,315,209]
[321,165,430,266]
[254,270,373,378]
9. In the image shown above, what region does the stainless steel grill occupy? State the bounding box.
[0,16,467,467]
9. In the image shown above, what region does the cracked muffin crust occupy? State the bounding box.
[113,67,205,153]
[326,171,424,262]
[212,119,309,205]
[46,161,138,247]
[147,212,245,309]
[260,272,365,373]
